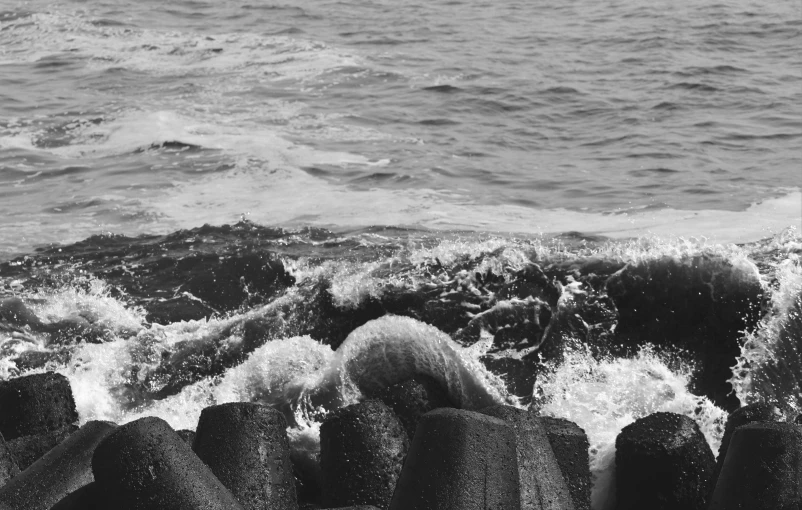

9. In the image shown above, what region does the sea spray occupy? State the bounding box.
[2,228,800,508]
[534,343,726,510]
[731,248,802,417]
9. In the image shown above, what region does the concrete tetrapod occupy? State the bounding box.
[192,402,297,510]
[0,432,19,487]
[91,416,244,510]
[0,421,115,510]
[615,412,715,510]
[713,402,782,482]
[320,400,408,509]
[0,373,78,441]
[373,375,455,440]
[540,417,591,510]
[389,407,521,510]
[6,424,78,471]
[479,405,574,510]
[709,422,802,510]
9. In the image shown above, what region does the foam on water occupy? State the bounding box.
[50,313,511,464]
[0,10,360,82]
[536,344,726,510]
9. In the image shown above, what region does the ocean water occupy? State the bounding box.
[1,0,801,507]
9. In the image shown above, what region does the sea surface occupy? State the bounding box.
[1,0,801,507]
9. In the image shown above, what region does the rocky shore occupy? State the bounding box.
[1,371,800,510]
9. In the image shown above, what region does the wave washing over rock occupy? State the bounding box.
[1,223,799,508]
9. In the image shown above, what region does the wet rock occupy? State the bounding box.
[144,296,215,324]
[709,422,802,509]
[193,403,297,510]
[540,416,591,510]
[48,482,100,510]
[0,372,78,441]
[0,432,19,487]
[328,507,381,510]
[389,407,521,510]
[91,416,244,509]
[6,424,77,471]
[372,375,455,439]
[176,429,196,445]
[479,405,575,510]
[615,412,715,510]
[714,402,782,483]
[320,400,408,509]
[183,253,294,312]
[0,421,115,510]
[0,297,44,329]
[291,443,323,507]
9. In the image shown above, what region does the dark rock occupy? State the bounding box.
[0,432,19,487]
[372,375,455,439]
[327,507,381,510]
[714,402,782,483]
[192,403,297,510]
[91,416,244,509]
[0,298,44,328]
[6,424,77,471]
[176,429,196,445]
[320,400,408,509]
[48,482,101,510]
[291,444,323,507]
[389,407,521,510]
[540,416,591,510]
[605,256,764,410]
[144,296,215,324]
[796,413,802,425]
[0,421,115,510]
[182,253,293,312]
[616,412,715,510]
[709,422,802,509]
[0,372,78,441]
[479,405,574,510]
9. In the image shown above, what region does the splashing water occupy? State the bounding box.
[535,344,726,510]
[731,250,802,416]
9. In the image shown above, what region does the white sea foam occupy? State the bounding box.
[535,344,726,510]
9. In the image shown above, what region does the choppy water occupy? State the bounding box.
[1,0,800,256]
[1,0,801,508]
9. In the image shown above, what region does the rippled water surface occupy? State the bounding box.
[1,0,800,256]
